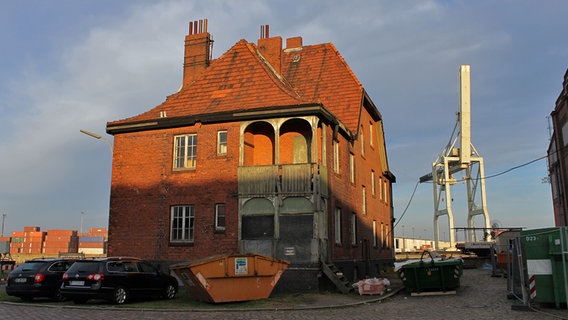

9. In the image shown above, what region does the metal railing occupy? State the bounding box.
[238,164,327,197]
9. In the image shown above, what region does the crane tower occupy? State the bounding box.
[419,65,491,250]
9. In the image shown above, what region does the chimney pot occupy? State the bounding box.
[183,18,212,88]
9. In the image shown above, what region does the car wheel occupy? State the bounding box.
[112,286,128,304]
[51,289,66,302]
[163,283,177,299]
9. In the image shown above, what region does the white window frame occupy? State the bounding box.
[381,222,385,248]
[217,131,227,155]
[369,122,374,148]
[385,224,389,248]
[351,213,357,246]
[333,139,340,173]
[382,179,388,203]
[349,153,355,184]
[362,186,367,215]
[170,205,195,242]
[373,220,377,247]
[562,121,568,147]
[371,170,376,196]
[334,207,342,245]
[360,126,365,156]
[173,134,197,169]
[215,203,226,231]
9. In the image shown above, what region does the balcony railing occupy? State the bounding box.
[238,164,327,197]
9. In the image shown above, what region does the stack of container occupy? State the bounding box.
[9,232,24,253]
[8,226,108,255]
[78,235,106,255]
[42,230,79,254]
[9,226,45,254]
[77,228,107,255]
[86,228,108,240]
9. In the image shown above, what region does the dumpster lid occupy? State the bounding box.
[170,253,290,270]
[394,256,463,272]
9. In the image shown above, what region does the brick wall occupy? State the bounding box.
[327,108,393,262]
[108,122,240,261]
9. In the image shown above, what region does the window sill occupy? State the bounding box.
[169,242,195,247]
[172,168,196,173]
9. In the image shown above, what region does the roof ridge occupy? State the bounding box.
[326,42,363,91]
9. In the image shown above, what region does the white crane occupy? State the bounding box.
[420,65,491,250]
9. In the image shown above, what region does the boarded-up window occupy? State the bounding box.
[242,215,274,239]
[279,214,313,240]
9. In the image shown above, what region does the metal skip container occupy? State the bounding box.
[521,227,568,308]
[395,251,463,294]
[170,253,289,303]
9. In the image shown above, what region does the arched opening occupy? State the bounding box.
[243,122,275,166]
[279,119,312,164]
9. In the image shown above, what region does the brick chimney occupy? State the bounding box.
[183,19,212,88]
[257,25,282,74]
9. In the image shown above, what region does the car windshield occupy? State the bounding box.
[66,261,100,274]
[15,261,48,272]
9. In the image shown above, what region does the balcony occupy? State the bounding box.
[238,164,328,198]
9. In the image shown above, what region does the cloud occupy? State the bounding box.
[0,0,566,235]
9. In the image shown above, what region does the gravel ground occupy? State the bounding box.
[371,267,567,320]
[0,267,566,319]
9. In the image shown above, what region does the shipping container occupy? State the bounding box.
[79,236,105,243]
[78,248,105,255]
[78,242,105,249]
[43,240,74,248]
[25,231,46,237]
[47,230,78,236]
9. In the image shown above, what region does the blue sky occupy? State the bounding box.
[0,1,566,238]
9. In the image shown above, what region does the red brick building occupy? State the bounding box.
[106,20,395,291]
[548,68,568,227]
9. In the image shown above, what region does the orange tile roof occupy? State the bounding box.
[282,42,363,133]
[108,36,366,134]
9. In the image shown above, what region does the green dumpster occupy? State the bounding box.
[521,227,568,308]
[395,251,463,293]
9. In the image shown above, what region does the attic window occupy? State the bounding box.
[292,55,301,63]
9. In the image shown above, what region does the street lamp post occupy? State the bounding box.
[79,129,112,236]
[80,211,84,234]
[80,130,113,155]
[1,214,5,237]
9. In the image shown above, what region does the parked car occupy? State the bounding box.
[5,258,76,301]
[60,257,178,304]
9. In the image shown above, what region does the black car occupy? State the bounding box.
[6,258,76,301]
[60,257,178,304]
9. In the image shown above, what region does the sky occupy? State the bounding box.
[0,1,566,239]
